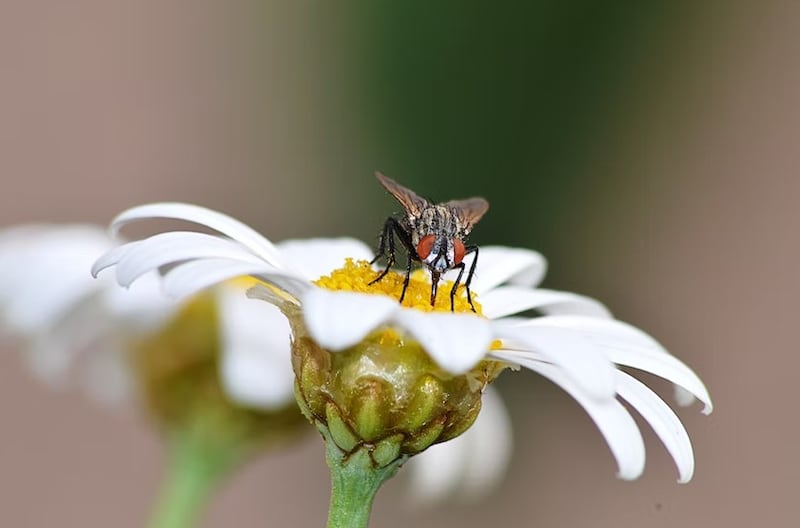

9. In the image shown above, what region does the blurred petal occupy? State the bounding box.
[491,325,617,400]
[465,246,547,294]
[218,288,295,408]
[0,225,112,333]
[24,326,87,387]
[480,286,612,319]
[21,294,128,398]
[277,238,375,281]
[302,289,398,351]
[405,422,466,503]
[523,361,646,480]
[393,310,492,374]
[616,371,695,483]
[82,347,135,406]
[458,386,513,497]
[110,202,288,269]
[102,272,177,333]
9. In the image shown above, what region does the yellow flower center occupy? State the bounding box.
[314,259,483,315]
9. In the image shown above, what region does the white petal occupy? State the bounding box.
[24,332,82,387]
[277,238,375,281]
[674,385,697,408]
[491,325,617,400]
[21,296,112,389]
[521,361,645,480]
[464,246,547,294]
[0,224,165,407]
[405,386,511,503]
[162,258,311,299]
[110,202,288,270]
[458,386,513,496]
[302,289,398,351]
[405,423,468,503]
[101,272,178,333]
[0,225,112,333]
[522,316,712,414]
[112,231,266,287]
[217,288,295,409]
[480,286,612,320]
[615,371,695,483]
[392,310,492,374]
[91,242,138,277]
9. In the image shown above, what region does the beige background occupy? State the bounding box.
[0,2,796,526]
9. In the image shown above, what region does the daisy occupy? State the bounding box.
[0,222,484,518]
[92,202,712,488]
[0,224,304,528]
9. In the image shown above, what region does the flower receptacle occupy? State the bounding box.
[290,317,504,463]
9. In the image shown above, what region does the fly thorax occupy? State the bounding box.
[417,206,459,238]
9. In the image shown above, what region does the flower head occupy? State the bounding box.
[94,202,712,483]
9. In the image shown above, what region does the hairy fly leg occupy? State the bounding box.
[449,246,479,312]
[370,217,417,303]
[400,245,414,303]
[430,271,441,306]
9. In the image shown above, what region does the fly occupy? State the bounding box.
[369,171,489,312]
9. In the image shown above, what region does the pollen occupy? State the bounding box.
[314,259,483,315]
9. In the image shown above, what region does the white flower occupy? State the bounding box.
[0,223,295,410]
[93,202,713,483]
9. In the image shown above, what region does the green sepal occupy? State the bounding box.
[439,397,482,443]
[352,378,392,440]
[404,415,446,454]
[372,433,404,468]
[326,401,360,452]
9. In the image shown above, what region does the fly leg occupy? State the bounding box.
[400,249,414,304]
[449,262,466,312]
[449,246,480,312]
[463,245,479,312]
[370,217,417,305]
[430,271,442,307]
[369,217,397,283]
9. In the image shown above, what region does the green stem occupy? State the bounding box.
[148,434,236,528]
[324,431,406,528]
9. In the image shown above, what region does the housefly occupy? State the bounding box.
[369,171,489,312]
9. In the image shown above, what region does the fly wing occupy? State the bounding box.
[445,197,489,234]
[375,172,429,219]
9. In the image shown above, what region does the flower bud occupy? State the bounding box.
[290,319,504,465]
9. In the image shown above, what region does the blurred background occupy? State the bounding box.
[0,1,795,526]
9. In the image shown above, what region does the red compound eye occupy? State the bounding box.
[453,239,466,264]
[416,234,435,259]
